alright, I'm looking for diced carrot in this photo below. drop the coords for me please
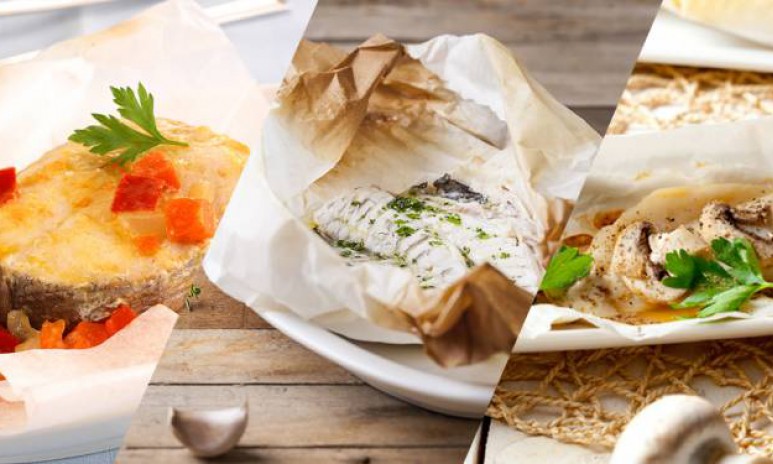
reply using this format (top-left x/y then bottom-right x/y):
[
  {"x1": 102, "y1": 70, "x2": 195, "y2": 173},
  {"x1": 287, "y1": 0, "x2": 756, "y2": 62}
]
[
  {"x1": 111, "y1": 174, "x2": 165, "y2": 213},
  {"x1": 64, "y1": 321, "x2": 109, "y2": 349},
  {"x1": 164, "y1": 198, "x2": 215, "y2": 244},
  {"x1": 40, "y1": 320, "x2": 67, "y2": 349},
  {"x1": 104, "y1": 305, "x2": 137, "y2": 336},
  {"x1": 0, "y1": 327, "x2": 19, "y2": 354},
  {"x1": 134, "y1": 234, "x2": 162, "y2": 256},
  {"x1": 130, "y1": 151, "x2": 180, "y2": 191},
  {"x1": 0, "y1": 167, "x2": 17, "y2": 206}
]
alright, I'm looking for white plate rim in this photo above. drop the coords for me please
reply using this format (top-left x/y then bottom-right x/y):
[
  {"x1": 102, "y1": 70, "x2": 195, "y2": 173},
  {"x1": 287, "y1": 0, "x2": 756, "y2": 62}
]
[{"x1": 260, "y1": 310, "x2": 495, "y2": 418}]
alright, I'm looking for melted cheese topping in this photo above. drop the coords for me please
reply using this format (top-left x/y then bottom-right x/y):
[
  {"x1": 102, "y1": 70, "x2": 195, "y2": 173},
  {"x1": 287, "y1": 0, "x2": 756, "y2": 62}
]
[{"x1": 0, "y1": 119, "x2": 248, "y2": 285}]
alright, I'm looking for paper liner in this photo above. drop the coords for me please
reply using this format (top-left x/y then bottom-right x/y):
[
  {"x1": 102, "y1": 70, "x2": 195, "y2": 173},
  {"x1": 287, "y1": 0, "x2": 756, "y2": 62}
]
[
  {"x1": 663, "y1": 0, "x2": 773, "y2": 48},
  {"x1": 205, "y1": 34, "x2": 599, "y2": 366},
  {"x1": 0, "y1": 306, "x2": 177, "y2": 434},
  {"x1": 518, "y1": 116, "x2": 773, "y2": 350}
]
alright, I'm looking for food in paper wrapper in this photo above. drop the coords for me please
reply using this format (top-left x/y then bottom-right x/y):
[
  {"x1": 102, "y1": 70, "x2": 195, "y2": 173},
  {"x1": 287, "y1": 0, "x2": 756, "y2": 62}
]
[{"x1": 226, "y1": 34, "x2": 600, "y2": 366}]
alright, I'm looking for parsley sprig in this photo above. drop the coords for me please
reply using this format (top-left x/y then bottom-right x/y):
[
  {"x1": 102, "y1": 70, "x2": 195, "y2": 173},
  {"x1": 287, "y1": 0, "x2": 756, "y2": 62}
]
[
  {"x1": 539, "y1": 246, "x2": 594, "y2": 299},
  {"x1": 663, "y1": 237, "x2": 773, "y2": 318},
  {"x1": 69, "y1": 83, "x2": 187, "y2": 165}
]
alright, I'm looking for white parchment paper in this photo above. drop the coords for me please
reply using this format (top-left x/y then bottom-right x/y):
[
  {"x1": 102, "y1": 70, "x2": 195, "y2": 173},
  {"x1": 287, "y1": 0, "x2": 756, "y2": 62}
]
[
  {"x1": 0, "y1": 0, "x2": 267, "y2": 435},
  {"x1": 518, "y1": 116, "x2": 773, "y2": 352},
  {"x1": 205, "y1": 34, "x2": 601, "y2": 346}
]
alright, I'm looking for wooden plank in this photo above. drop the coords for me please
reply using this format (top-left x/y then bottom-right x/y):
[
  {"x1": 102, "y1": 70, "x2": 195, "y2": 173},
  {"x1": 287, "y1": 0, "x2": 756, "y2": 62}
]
[
  {"x1": 304, "y1": 0, "x2": 659, "y2": 106},
  {"x1": 122, "y1": 385, "x2": 479, "y2": 448},
  {"x1": 171, "y1": 268, "x2": 272, "y2": 329},
  {"x1": 151, "y1": 330, "x2": 360, "y2": 385},
  {"x1": 117, "y1": 447, "x2": 468, "y2": 463},
  {"x1": 307, "y1": 0, "x2": 658, "y2": 43}
]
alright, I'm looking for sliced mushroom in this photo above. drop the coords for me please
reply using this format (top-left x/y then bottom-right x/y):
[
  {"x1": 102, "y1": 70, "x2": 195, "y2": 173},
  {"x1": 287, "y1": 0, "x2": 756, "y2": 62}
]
[
  {"x1": 611, "y1": 395, "x2": 772, "y2": 464},
  {"x1": 169, "y1": 403, "x2": 248, "y2": 458},
  {"x1": 609, "y1": 222, "x2": 696, "y2": 304},
  {"x1": 700, "y1": 197, "x2": 773, "y2": 266},
  {"x1": 649, "y1": 225, "x2": 708, "y2": 266}
]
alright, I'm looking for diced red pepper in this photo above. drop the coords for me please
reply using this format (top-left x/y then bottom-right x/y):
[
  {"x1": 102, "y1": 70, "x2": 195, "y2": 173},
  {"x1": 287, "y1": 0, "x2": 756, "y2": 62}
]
[
  {"x1": 164, "y1": 198, "x2": 215, "y2": 244},
  {"x1": 111, "y1": 174, "x2": 165, "y2": 213},
  {"x1": 40, "y1": 320, "x2": 67, "y2": 349},
  {"x1": 0, "y1": 167, "x2": 17, "y2": 206},
  {"x1": 134, "y1": 234, "x2": 163, "y2": 256},
  {"x1": 104, "y1": 305, "x2": 137, "y2": 336},
  {"x1": 130, "y1": 151, "x2": 180, "y2": 191},
  {"x1": 64, "y1": 321, "x2": 109, "y2": 349},
  {"x1": 0, "y1": 327, "x2": 19, "y2": 354}
]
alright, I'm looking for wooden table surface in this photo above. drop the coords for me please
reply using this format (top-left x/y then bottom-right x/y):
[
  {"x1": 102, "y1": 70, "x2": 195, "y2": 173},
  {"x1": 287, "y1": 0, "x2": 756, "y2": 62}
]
[{"x1": 116, "y1": 1, "x2": 660, "y2": 462}]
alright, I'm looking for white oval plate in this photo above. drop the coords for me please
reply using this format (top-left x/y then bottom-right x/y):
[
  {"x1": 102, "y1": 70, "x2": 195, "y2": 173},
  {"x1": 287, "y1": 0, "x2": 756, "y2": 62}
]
[{"x1": 260, "y1": 310, "x2": 506, "y2": 418}]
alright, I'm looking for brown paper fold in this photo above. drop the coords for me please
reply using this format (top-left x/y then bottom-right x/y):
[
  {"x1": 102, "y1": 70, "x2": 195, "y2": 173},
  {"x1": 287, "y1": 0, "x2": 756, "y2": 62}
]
[
  {"x1": 410, "y1": 264, "x2": 533, "y2": 368},
  {"x1": 268, "y1": 35, "x2": 552, "y2": 366}
]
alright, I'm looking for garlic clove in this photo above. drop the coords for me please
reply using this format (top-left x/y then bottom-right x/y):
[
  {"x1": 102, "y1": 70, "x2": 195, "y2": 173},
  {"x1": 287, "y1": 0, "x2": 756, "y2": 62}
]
[{"x1": 169, "y1": 402, "x2": 248, "y2": 458}]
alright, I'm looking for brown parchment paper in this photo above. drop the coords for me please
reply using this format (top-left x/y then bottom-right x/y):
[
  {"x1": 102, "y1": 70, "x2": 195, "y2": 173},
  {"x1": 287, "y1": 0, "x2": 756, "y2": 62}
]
[{"x1": 205, "y1": 34, "x2": 600, "y2": 367}]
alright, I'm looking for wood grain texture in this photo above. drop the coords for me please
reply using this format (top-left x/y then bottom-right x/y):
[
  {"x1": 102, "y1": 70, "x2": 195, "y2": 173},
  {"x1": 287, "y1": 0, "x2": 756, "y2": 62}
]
[
  {"x1": 305, "y1": 0, "x2": 661, "y2": 106},
  {"x1": 151, "y1": 329, "x2": 360, "y2": 385},
  {"x1": 122, "y1": 385, "x2": 478, "y2": 448},
  {"x1": 117, "y1": 447, "x2": 468, "y2": 463}
]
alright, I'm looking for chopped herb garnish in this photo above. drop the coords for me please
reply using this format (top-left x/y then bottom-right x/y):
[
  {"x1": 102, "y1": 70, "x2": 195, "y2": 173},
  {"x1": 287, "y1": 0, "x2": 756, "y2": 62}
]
[
  {"x1": 351, "y1": 200, "x2": 363, "y2": 207},
  {"x1": 184, "y1": 284, "x2": 202, "y2": 312},
  {"x1": 388, "y1": 196, "x2": 437, "y2": 214},
  {"x1": 539, "y1": 246, "x2": 593, "y2": 299},
  {"x1": 335, "y1": 239, "x2": 366, "y2": 252},
  {"x1": 475, "y1": 227, "x2": 492, "y2": 239},
  {"x1": 444, "y1": 213, "x2": 462, "y2": 226},
  {"x1": 69, "y1": 83, "x2": 188, "y2": 165},
  {"x1": 340, "y1": 250, "x2": 353, "y2": 258},
  {"x1": 396, "y1": 226, "x2": 416, "y2": 237},
  {"x1": 500, "y1": 252, "x2": 511, "y2": 259},
  {"x1": 459, "y1": 246, "x2": 475, "y2": 268}
]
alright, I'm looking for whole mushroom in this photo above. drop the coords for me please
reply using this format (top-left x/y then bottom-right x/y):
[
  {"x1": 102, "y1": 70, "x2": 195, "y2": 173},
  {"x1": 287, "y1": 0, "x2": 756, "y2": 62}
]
[{"x1": 611, "y1": 395, "x2": 772, "y2": 464}]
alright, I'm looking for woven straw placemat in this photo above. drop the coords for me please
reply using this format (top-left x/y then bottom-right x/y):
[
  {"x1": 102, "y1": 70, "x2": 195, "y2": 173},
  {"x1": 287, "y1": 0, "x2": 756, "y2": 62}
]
[
  {"x1": 609, "y1": 63, "x2": 773, "y2": 135},
  {"x1": 486, "y1": 64, "x2": 773, "y2": 457}
]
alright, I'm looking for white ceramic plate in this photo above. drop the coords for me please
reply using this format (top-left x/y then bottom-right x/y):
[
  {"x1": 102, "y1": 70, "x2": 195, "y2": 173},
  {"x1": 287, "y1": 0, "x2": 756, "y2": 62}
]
[
  {"x1": 261, "y1": 310, "x2": 506, "y2": 418},
  {"x1": 515, "y1": 317, "x2": 773, "y2": 354},
  {"x1": 0, "y1": 416, "x2": 128, "y2": 463},
  {"x1": 639, "y1": 8, "x2": 773, "y2": 72}
]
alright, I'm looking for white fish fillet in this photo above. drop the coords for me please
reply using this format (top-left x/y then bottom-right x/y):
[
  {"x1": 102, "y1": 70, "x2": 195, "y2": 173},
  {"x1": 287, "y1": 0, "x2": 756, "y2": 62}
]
[{"x1": 313, "y1": 185, "x2": 542, "y2": 291}]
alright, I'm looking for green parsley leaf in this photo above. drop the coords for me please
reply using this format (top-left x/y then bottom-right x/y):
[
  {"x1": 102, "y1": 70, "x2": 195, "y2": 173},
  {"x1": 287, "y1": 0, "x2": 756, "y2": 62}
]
[
  {"x1": 668, "y1": 238, "x2": 773, "y2": 318},
  {"x1": 696, "y1": 284, "x2": 760, "y2": 318},
  {"x1": 69, "y1": 83, "x2": 188, "y2": 165},
  {"x1": 539, "y1": 246, "x2": 593, "y2": 298},
  {"x1": 662, "y1": 249, "x2": 698, "y2": 288},
  {"x1": 711, "y1": 237, "x2": 765, "y2": 285}
]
